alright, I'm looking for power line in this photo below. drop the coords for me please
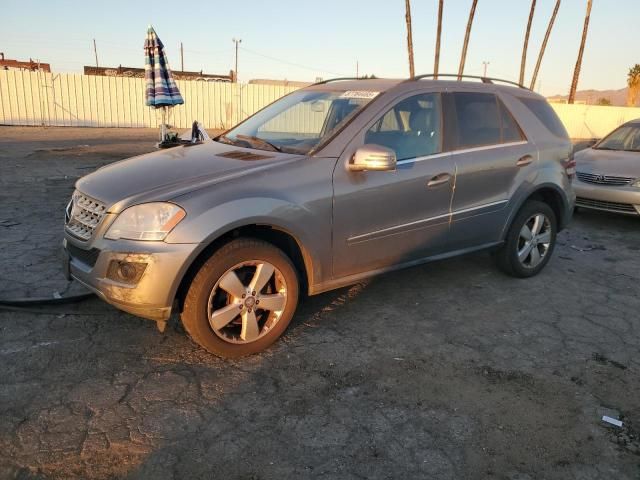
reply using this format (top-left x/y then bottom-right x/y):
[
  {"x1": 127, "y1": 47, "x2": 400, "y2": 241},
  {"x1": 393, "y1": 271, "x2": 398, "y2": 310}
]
[{"x1": 239, "y1": 46, "x2": 347, "y2": 77}]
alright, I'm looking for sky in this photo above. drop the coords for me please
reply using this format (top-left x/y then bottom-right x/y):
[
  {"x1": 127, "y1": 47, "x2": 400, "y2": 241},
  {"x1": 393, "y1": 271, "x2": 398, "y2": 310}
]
[{"x1": 1, "y1": 0, "x2": 637, "y2": 96}]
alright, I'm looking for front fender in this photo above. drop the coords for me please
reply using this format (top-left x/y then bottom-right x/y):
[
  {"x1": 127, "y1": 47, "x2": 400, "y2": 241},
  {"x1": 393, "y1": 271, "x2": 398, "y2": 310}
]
[{"x1": 164, "y1": 196, "x2": 331, "y2": 296}]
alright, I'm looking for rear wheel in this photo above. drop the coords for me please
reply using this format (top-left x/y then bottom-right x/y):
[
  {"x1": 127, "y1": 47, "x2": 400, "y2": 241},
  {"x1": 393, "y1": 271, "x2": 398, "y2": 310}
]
[
  {"x1": 495, "y1": 200, "x2": 557, "y2": 278},
  {"x1": 181, "y1": 238, "x2": 299, "y2": 358}
]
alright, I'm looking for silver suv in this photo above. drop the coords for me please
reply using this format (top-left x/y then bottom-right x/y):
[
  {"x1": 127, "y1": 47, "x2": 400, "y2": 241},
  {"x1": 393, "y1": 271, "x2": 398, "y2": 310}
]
[{"x1": 63, "y1": 76, "x2": 575, "y2": 357}]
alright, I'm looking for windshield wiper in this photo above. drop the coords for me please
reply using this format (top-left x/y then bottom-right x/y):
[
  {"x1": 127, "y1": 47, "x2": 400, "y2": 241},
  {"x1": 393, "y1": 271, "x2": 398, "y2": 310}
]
[
  {"x1": 216, "y1": 134, "x2": 236, "y2": 146},
  {"x1": 236, "y1": 135, "x2": 282, "y2": 152}
]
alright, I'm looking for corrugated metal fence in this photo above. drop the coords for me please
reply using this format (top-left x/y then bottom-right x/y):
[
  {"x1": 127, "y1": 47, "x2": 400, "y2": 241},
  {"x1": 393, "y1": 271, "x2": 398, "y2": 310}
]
[
  {"x1": 2, "y1": 70, "x2": 640, "y2": 138},
  {"x1": 0, "y1": 70, "x2": 297, "y2": 130}
]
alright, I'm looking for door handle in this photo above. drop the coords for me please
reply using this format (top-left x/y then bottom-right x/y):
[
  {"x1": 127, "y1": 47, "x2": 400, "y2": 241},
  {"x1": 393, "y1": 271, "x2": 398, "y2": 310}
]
[
  {"x1": 427, "y1": 173, "x2": 452, "y2": 187},
  {"x1": 516, "y1": 155, "x2": 533, "y2": 167}
]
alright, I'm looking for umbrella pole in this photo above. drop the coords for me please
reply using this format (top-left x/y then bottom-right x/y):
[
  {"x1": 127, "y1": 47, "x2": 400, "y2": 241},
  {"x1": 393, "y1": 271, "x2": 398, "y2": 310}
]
[{"x1": 160, "y1": 107, "x2": 167, "y2": 143}]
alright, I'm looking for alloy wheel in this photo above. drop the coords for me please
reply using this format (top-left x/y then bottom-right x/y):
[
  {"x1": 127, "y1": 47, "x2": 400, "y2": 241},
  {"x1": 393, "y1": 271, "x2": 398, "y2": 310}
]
[
  {"x1": 207, "y1": 260, "x2": 287, "y2": 344},
  {"x1": 517, "y1": 213, "x2": 552, "y2": 268}
]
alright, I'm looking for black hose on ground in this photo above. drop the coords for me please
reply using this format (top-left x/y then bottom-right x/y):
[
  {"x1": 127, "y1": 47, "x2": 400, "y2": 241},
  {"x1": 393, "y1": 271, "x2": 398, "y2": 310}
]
[{"x1": 0, "y1": 292, "x2": 95, "y2": 309}]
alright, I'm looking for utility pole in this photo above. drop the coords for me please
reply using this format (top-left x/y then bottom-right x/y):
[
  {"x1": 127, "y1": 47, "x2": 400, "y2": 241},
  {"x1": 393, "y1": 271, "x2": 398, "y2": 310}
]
[
  {"x1": 180, "y1": 42, "x2": 184, "y2": 71},
  {"x1": 93, "y1": 39, "x2": 99, "y2": 68},
  {"x1": 232, "y1": 38, "x2": 242, "y2": 82},
  {"x1": 356, "y1": 60, "x2": 359, "y2": 79},
  {"x1": 482, "y1": 61, "x2": 490, "y2": 77}
]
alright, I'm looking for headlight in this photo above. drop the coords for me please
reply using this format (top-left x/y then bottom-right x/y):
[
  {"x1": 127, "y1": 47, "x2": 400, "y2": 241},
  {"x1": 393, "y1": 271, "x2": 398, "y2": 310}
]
[
  {"x1": 104, "y1": 203, "x2": 186, "y2": 241},
  {"x1": 633, "y1": 179, "x2": 640, "y2": 188}
]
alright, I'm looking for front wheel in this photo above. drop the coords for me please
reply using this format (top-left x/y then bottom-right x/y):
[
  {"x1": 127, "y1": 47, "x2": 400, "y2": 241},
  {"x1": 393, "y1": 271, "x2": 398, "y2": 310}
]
[
  {"x1": 495, "y1": 200, "x2": 557, "y2": 278},
  {"x1": 181, "y1": 238, "x2": 299, "y2": 358}
]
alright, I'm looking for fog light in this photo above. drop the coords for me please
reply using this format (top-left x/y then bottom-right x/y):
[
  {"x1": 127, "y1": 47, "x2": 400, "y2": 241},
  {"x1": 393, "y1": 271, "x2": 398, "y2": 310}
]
[{"x1": 107, "y1": 260, "x2": 147, "y2": 285}]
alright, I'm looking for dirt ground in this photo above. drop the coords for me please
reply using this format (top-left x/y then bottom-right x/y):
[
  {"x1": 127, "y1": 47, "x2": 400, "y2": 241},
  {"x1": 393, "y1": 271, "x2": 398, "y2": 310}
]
[{"x1": 0, "y1": 126, "x2": 639, "y2": 479}]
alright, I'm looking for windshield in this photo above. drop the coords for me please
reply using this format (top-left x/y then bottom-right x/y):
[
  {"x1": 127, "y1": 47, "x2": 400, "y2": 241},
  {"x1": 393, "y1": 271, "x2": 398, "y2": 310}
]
[
  {"x1": 216, "y1": 90, "x2": 377, "y2": 154},
  {"x1": 595, "y1": 124, "x2": 640, "y2": 152}
]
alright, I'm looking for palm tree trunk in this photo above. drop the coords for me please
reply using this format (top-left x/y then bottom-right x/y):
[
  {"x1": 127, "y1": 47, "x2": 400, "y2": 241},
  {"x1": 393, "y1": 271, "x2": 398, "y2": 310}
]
[
  {"x1": 458, "y1": 0, "x2": 478, "y2": 80},
  {"x1": 405, "y1": 0, "x2": 415, "y2": 78},
  {"x1": 519, "y1": 0, "x2": 537, "y2": 86},
  {"x1": 530, "y1": 0, "x2": 561, "y2": 90},
  {"x1": 568, "y1": 0, "x2": 593, "y2": 104},
  {"x1": 434, "y1": 0, "x2": 444, "y2": 79}
]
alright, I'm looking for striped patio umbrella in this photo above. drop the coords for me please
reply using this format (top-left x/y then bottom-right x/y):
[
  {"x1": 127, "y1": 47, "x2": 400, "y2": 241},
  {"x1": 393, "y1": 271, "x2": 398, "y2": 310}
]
[{"x1": 144, "y1": 25, "x2": 183, "y2": 142}]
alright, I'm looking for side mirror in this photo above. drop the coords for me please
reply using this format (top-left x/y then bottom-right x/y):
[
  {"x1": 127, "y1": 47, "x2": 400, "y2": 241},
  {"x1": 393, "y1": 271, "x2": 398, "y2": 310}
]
[{"x1": 348, "y1": 144, "x2": 397, "y2": 172}]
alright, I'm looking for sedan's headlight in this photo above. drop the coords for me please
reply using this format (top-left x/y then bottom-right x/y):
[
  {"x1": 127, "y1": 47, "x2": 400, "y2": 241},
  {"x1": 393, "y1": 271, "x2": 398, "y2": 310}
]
[
  {"x1": 105, "y1": 203, "x2": 186, "y2": 241},
  {"x1": 633, "y1": 179, "x2": 640, "y2": 188}
]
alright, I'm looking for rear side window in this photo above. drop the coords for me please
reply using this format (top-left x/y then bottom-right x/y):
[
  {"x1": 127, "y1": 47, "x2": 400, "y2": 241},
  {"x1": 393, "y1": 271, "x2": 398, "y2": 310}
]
[
  {"x1": 499, "y1": 99, "x2": 526, "y2": 143},
  {"x1": 449, "y1": 92, "x2": 524, "y2": 149},
  {"x1": 518, "y1": 97, "x2": 568, "y2": 139}
]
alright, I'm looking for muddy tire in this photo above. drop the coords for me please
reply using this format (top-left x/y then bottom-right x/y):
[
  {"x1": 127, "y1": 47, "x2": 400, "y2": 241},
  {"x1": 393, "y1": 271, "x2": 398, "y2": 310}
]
[
  {"x1": 495, "y1": 200, "x2": 557, "y2": 278},
  {"x1": 181, "y1": 238, "x2": 299, "y2": 358}
]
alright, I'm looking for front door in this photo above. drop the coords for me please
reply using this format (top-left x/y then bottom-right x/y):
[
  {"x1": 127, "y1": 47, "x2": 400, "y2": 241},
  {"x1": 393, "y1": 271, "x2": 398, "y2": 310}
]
[{"x1": 332, "y1": 91, "x2": 454, "y2": 279}]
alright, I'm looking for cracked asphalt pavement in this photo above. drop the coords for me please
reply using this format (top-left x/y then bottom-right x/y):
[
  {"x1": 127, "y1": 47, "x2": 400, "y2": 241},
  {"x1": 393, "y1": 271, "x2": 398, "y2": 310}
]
[{"x1": 0, "y1": 127, "x2": 639, "y2": 479}]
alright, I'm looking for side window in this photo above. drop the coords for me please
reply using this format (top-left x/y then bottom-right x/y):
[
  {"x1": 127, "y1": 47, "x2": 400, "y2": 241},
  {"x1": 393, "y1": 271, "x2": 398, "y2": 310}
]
[
  {"x1": 518, "y1": 97, "x2": 569, "y2": 139},
  {"x1": 498, "y1": 99, "x2": 526, "y2": 143},
  {"x1": 365, "y1": 93, "x2": 442, "y2": 161},
  {"x1": 452, "y1": 92, "x2": 502, "y2": 148}
]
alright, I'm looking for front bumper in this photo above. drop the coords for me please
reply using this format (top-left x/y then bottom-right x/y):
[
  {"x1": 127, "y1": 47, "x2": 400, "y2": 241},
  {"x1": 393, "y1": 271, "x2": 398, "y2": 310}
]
[
  {"x1": 573, "y1": 179, "x2": 640, "y2": 215},
  {"x1": 63, "y1": 236, "x2": 198, "y2": 321}
]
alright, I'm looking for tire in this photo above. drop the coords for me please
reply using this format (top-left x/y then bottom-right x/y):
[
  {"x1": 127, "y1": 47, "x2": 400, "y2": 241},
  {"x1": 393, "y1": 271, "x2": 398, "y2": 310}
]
[
  {"x1": 495, "y1": 200, "x2": 557, "y2": 278},
  {"x1": 181, "y1": 238, "x2": 299, "y2": 358}
]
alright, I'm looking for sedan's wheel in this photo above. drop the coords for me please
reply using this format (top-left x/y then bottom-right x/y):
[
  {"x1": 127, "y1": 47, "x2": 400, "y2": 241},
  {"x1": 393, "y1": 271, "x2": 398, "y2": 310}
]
[
  {"x1": 495, "y1": 200, "x2": 557, "y2": 278},
  {"x1": 182, "y1": 238, "x2": 299, "y2": 358}
]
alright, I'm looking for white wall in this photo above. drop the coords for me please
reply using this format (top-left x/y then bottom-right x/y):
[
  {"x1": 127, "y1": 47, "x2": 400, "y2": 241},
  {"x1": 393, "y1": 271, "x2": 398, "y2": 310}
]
[
  {"x1": 551, "y1": 103, "x2": 640, "y2": 139},
  {"x1": 0, "y1": 70, "x2": 297, "y2": 130}
]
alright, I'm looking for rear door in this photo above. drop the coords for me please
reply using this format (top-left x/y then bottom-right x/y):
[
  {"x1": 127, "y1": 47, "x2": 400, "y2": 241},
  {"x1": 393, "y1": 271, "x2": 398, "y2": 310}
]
[{"x1": 445, "y1": 90, "x2": 537, "y2": 249}]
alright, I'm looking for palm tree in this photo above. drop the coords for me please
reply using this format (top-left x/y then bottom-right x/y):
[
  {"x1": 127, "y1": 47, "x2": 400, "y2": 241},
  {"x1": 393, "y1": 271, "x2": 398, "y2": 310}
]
[
  {"x1": 626, "y1": 64, "x2": 640, "y2": 106},
  {"x1": 458, "y1": 0, "x2": 478, "y2": 80},
  {"x1": 568, "y1": 0, "x2": 593, "y2": 104},
  {"x1": 434, "y1": 0, "x2": 444, "y2": 79},
  {"x1": 405, "y1": 0, "x2": 415, "y2": 78},
  {"x1": 530, "y1": 0, "x2": 561, "y2": 90},
  {"x1": 519, "y1": 0, "x2": 537, "y2": 86}
]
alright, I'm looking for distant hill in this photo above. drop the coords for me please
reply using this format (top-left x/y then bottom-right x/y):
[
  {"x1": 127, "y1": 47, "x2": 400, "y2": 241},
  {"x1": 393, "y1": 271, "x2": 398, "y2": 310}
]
[{"x1": 547, "y1": 87, "x2": 635, "y2": 107}]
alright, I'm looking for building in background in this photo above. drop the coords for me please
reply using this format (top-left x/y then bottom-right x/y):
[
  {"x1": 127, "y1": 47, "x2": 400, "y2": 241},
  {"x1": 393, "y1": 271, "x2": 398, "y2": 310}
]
[
  {"x1": 0, "y1": 53, "x2": 50, "y2": 72},
  {"x1": 83, "y1": 65, "x2": 233, "y2": 82},
  {"x1": 248, "y1": 79, "x2": 312, "y2": 87}
]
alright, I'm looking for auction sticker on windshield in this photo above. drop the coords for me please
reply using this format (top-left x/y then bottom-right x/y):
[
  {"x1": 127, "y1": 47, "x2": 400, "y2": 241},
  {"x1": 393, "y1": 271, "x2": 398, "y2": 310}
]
[{"x1": 340, "y1": 91, "x2": 380, "y2": 99}]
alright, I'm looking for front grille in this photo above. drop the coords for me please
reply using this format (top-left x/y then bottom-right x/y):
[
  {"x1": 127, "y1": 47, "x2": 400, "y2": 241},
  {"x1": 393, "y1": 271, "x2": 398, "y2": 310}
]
[
  {"x1": 65, "y1": 191, "x2": 107, "y2": 240},
  {"x1": 576, "y1": 172, "x2": 635, "y2": 186},
  {"x1": 576, "y1": 197, "x2": 638, "y2": 214},
  {"x1": 66, "y1": 242, "x2": 101, "y2": 267}
]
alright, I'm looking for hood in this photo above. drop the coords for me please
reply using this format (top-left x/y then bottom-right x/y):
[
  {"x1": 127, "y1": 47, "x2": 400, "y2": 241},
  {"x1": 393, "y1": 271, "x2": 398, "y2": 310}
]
[
  {"x1": 575, "y1": 147, "x2": 640, "y2": 179},
  {"x1": 76, "y1": 141, "x2": 303, "y2": 212}
]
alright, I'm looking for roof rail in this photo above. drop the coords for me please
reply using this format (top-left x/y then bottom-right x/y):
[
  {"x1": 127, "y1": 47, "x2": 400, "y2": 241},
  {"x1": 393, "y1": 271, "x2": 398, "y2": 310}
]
[
  {"x1": 410, "y1": 73, "x2": 529, "y2": 90},
  {"x1": 312, "y1": 77, "x2": 371, "y2": 85}
]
